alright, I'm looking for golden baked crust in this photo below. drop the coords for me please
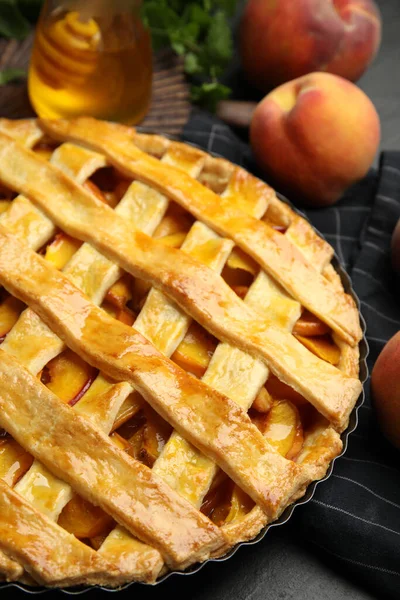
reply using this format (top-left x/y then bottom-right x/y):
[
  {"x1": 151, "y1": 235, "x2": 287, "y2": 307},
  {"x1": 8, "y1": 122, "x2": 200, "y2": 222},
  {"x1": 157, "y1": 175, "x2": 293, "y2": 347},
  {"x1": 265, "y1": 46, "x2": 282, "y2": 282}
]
[{"x1": 0, "y1": 117, "x2": 362, "y2": 588}]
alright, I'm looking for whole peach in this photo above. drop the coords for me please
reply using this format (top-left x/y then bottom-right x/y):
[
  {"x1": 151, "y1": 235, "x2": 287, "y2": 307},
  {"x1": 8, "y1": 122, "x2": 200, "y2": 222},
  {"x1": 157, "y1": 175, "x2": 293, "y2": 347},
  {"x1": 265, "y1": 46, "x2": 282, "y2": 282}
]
[
  {"x1": 250, "y1": 72, "x2": 380, "y2": 207},
  {"x1": 371, "y1": 332, "x2": 400, "y2": 450},
  {"x1": 240, "y1": 0, "x2": 382, "y2": 92}
]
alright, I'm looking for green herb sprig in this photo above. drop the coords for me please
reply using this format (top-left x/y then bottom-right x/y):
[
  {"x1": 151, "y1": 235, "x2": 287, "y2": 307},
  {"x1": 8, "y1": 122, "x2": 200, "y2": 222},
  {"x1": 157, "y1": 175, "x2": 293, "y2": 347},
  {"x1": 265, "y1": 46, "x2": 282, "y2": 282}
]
[
  {"x1": 141, "y1": 0, "x2": 238, "y2": 111},
  {"x1": 0, "y1": 0, "x2": 42, "y2": 39},
  {"x1": 0, "y1": 67, "x2": 25, "y2": 84}
]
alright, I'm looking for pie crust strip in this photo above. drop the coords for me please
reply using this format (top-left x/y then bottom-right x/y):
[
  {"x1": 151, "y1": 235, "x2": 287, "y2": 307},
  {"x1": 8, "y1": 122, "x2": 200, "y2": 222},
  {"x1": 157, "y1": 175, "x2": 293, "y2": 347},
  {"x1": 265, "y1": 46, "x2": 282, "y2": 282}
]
[
  {"x1": 0, "y1": 142, "x2": 206, "y2": 581},
  {"x1": 0, "y1": 226, "x2": 307, "y2": 517},
  {"x1": 0, "y1": 142, "x2": 117, "y2": 582},
  {"x1": 100, "y1": 176, "x2": 267, "y2": 560},
  {"x1": 0, "y1": 548, "x2": 23, "y2": 583},
  {"x1": 0, "y1": 480, "x2": 122, "y2": 588},
  {"x1": 0, "y1": 142, "x2": 168, "y2": 581},
  {"x1": 39, "y1": 118, "x2": 361, "y2": 346},
  {"x1": 154, "y1": 196, "x2": 353, "y2": 545},
  {"x1": 2, "y1": 143, "x2": 131, "y2": 517},
  {"x1": 151, "y1": 218, "x2": 339, "y2": 516},
  {"x1": 0, "y1": 349, "x2": 225, "y2": 570},
  {"x1": 0, "y1": 119, "x2": 43, "y2": 148},
  {"x1": 0, "y1": 139, "x2": 240, "y2": 581},
  {"x1": 153, "y1": 270, "x2": 301, "y2": 509},
  {"x1": 221, "y1": 422, "x2": 343, "y2": 546},
  {"x1": 0, "y1": 132, "x2": 362, "y2": 428},
  {"x1": 0, "y1": 119, "x2": 362, "y2": 586}
]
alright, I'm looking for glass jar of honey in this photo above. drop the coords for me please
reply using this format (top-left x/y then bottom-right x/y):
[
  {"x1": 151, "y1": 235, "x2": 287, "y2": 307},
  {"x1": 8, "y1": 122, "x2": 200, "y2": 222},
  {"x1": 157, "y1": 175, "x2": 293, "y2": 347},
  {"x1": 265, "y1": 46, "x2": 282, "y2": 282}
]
[{"x1": 28, "y1": 0, "x2": 152, "y2": 124}]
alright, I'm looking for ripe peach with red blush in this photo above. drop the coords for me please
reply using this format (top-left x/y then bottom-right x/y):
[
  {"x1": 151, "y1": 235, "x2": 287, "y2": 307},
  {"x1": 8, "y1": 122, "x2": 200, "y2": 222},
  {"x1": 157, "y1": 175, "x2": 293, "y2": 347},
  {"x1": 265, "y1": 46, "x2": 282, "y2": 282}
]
[
  {"x1": 371, "y1": 332, "x2": 400, "y2": 450},
  {"x1": 240, "y1": 0, "x2": 382, "y2": 92},
  {"x1": 250, "y1": 72, "x2": 380, "y2": 207}
]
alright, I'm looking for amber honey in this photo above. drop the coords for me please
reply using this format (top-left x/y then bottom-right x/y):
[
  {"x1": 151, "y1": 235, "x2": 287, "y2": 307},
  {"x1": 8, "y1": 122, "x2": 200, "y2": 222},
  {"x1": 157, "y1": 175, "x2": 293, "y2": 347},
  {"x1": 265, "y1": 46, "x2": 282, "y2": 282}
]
[{"x1": 28, "y1": 6, "x2": 152, "y2": 124}]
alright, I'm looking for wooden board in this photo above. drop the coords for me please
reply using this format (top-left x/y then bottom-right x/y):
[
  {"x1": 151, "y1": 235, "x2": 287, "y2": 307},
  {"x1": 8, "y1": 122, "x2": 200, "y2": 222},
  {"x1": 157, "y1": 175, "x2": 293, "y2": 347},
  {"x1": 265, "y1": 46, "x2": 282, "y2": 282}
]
[{"x1": 0, "y1": 34, "x2": 191, "y2": 136}]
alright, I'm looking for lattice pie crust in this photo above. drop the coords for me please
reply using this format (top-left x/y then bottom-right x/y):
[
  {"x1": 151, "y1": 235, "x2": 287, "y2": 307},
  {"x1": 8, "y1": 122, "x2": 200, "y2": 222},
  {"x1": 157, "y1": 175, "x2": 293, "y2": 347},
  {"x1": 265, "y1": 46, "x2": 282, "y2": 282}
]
[{"x1": 0, "y1": 118, "x2": 362, "y2": 587}]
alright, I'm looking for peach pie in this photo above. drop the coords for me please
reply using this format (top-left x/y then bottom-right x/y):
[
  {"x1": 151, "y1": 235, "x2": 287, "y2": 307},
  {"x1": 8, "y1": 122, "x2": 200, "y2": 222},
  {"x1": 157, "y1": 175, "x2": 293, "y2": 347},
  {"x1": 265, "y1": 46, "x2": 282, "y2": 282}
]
[{"x1": 0, "y1": 118, "x2": 363, "y2": 588}]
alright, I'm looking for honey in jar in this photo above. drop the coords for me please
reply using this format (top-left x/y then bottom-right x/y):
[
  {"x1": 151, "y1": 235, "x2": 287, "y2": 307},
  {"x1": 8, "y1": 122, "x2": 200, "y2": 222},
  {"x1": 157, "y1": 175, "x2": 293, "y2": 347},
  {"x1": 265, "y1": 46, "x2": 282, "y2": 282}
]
[{"x1": 28, "y1": 0, "x2": 152, "y2": 124}]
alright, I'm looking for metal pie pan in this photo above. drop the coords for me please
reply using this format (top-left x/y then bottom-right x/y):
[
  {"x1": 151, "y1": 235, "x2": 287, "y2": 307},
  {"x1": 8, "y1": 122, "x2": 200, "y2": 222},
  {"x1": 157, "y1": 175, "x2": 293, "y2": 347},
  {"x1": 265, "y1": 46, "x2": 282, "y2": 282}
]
[{"x1": 0, "y1": 154, "x2": 369, "y2": 595}]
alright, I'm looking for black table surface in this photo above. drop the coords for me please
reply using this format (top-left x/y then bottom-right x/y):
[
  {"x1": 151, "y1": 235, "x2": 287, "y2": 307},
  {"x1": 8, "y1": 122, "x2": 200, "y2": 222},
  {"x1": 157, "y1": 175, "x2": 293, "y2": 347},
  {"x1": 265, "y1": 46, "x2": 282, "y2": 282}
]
[{"x1": 2, "y1": 1, "x2": 399, "y2": 599}]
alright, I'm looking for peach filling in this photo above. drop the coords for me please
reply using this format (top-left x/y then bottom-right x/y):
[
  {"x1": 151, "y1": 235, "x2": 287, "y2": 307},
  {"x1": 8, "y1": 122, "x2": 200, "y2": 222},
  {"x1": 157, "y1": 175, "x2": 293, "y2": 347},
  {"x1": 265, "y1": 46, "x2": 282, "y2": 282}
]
[
  {"x1": 0, "y1": 192, "x2": 343, "y2": 540},
  {"x1": 32, "y1": 141, "x2": 60, "y2": 161},
  {"x1": 58, "y1": 495, "x2": 115, "y2": 541},
  {"x1": 40, "y1": 349, "x2": 98, "y2": 406},
  {"x1": 44, "y1": 232, "x2": 82, "y2": 269},
  {"x1": 0, "y1": 437, "x2": 34, "y2": 486},
  {"x1": 293, "y1": 310, "x2": 340, "y2": 365},
  {"x1": 0, "y1": 289, "x2": 25, "y2": 344},
  {"x1": 85, "y1": 167, "x2": 131, "y2": 208}
]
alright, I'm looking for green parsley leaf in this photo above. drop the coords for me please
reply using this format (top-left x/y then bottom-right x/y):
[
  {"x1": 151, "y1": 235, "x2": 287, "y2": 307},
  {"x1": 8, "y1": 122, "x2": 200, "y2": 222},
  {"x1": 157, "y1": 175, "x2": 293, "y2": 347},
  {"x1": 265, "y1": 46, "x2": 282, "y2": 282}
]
[
  {"x1": 0, "y1": 0, "x2": 31, "y2": 39},
  {"x1": 142, "y1": 0, "x2": 237, "y2": 111},
  {"x1": 214, "y1": 0, "x2": 238, "y2": 17},
  {"x1": 184, "y1": 52, "x2": 202, "y2": 75},
  {"x1": 0, "y1": 68, "x2": 26, "y2": 85},
  {"x1": 191, "y1": 81, "x2": 231, "y2": 112},
  {"x1": 205, "y1": 10, "x2": 232, "y2": 67}
]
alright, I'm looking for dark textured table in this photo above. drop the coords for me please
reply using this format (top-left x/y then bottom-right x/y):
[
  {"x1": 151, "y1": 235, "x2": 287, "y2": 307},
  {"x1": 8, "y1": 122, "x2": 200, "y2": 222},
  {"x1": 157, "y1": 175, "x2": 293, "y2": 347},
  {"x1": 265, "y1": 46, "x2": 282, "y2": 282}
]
[{"x1": 1, "y1": 1, "x2": 399, "y2": 599}]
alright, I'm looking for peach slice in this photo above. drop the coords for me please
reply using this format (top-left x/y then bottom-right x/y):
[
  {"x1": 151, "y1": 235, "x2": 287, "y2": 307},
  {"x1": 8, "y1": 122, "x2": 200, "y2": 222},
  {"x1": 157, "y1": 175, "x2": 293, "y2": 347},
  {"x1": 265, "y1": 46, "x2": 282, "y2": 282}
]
[
  {"x1": 251, "y1": 386, "x2": 274, "y2": 413},
  {"x1": 295, "y1": 333, "x2": 341, "y2": 365},
  {"x1": 126, "y1": 426, "x2": 145, "y2": 462},
  {"x1": 0, "y1": 295, "x2": 25, "y2": 342},
  {"x1": 201, "y1": 480, "x2": 254, "y2": 527},
  {"x1": 265, "y1": 373, "x2": 308, "y2": 406},
  {"x1": 224, "y1": 486, "x2": 255, "y2": 525},
  {"x1": 44, "y1": 232, "x2": 82, "y2": 270},
  {"x1": 171, "y1": 322, "x2": 218, "y2": 378},
  {"x1": 138, "y1": 406, "x2": 173, "y2": 468},
  {"x1": 90, "y1": 533, "x2": 110, "y2": 550},
  {"x1": 109, "y1": 432, "x2": 132, "y2": 451},
  {"x1": 227, "y1": 247, "x2": 259, "y2": 275},
  {"x1": 153, "y1": 203, "x2": 194, "y2": 238},
  {"x1": 105, "y1": 274, "x2": 132, "y2": 310},
  {"x1": 0, "y1": 437, "x2": 33, "y2": 486},
  {"x1": 115, "y1": 410, "x2": 147, "y2": 460},
  {"x1": 99, "y1": 179, "x2": 131, "y2": 208},
  {"x1": 88, "y1": 168, "x2": 131, "y2": 209},
  {"x1": 104, "y1": 274, "x2": 136, "y2": 326},
  {"x1": 253, "y1": 400, "x2": 304, "y2": 460},
  {"x1": 58, "y1": 494, "x2": 114, "y2": 539},
  {"x1": 115, "y1": 307, "x2": 136, "y2": 326},
  {"x1": 222, "y1": 249, "x2": 256, "y2": 289},
  {"x1": 232, "y1": 285, "x2": 249, "y2": 300},
  {"x1": 114, "y1": 407, "x2": 172, "y2": 467},
  {"x1": 102, "y1": 301, "x2": 136, "y2": 327},
  {"x1": 201, "y1": 479, "x2": 234, "y2": 526},
  {"x1": 132, "y1": 277, "x2": 152, "y2": 311},
  {"x1": 111, "y1": 392, "x2": 144, "y2": 432},
  {"x1": 42, "y1": 348, "x2": 97, "y2": 405},
  {"x1": 158, "y1": 232, "x2": 187, "y2": 249},
  {"x1": 293, "y1": 310, "x2": 330, "y2": 336}
]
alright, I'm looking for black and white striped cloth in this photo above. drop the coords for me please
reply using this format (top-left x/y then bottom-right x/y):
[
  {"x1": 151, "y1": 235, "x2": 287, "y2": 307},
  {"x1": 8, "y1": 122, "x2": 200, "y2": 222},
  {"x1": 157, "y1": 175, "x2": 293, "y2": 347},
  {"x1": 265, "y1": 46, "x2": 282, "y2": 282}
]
[{"x1": 183, "y1": 110, "x2": 400, "y2": 600}]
